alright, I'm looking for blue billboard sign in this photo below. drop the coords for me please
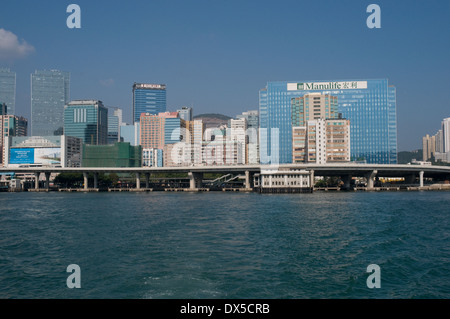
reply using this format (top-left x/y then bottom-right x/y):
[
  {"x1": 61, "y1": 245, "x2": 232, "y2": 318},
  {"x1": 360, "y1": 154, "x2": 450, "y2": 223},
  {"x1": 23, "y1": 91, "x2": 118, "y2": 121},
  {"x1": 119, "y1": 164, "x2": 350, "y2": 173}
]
[{"x1": 10, "y1": 148, "x2": 35, "y2": 164}]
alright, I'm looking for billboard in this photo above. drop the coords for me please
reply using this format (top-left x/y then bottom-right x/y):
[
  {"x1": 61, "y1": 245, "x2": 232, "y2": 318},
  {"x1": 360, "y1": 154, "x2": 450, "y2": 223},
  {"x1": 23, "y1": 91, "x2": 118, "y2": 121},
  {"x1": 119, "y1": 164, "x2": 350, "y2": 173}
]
[
  {"x1": 9, "y1": 148, "x2": 61, "y2": 165},
  {"x1": 9, "y1": 148, "x2": 34, "y2": 164},
  {"x1": 35, "y1": 148, "x2": 61, "y2": 165},
  {"x1": 287, "y1": 81, "x2": 368, "y2": 91}
]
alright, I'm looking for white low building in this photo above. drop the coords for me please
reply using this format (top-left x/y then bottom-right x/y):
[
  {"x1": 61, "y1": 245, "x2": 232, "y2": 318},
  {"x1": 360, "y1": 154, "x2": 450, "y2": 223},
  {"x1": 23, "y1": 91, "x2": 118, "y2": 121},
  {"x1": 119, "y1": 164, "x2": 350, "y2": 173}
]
[{"x1": 253, "y1": 169, "x2": 313, "y2": 192}]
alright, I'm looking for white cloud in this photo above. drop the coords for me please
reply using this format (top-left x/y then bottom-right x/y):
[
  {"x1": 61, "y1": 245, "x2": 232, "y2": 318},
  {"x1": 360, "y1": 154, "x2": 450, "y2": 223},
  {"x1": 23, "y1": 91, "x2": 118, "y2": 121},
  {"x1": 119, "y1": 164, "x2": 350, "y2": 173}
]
[
  {"x1": 0, "y1": 28, "x2": 35, "y2": 60},
  {"x1": 100, "y1": 78, "x2": 115, "y2": 87}
]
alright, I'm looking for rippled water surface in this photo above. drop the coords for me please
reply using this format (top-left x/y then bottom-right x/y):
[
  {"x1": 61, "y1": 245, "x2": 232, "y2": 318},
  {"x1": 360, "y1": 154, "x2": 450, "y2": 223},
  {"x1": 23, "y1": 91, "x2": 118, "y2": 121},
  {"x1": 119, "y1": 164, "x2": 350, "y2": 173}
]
[{"x1": 0, "y1": 191, "x2": 449, "y2": 298}]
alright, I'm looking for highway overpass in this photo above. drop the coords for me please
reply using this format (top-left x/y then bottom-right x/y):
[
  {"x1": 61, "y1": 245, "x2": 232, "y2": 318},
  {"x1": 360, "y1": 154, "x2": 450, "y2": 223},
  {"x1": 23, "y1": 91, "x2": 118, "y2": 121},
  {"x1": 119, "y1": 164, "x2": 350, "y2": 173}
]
[{"x1": 1, "y1": 163, "x2": 450, "y2": 191}]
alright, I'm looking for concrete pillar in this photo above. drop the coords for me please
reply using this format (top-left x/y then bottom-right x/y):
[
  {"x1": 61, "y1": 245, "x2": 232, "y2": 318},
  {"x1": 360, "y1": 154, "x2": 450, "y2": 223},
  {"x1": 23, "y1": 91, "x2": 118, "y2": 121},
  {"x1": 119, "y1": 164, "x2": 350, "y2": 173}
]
[
  {"x1": 34, "y1": 172, "x2": 40, "y2": 190},
  {"x1": 366, "y1": 170, "x2": 377, "y2": 190},
  {"x1": 419, "y1": 170, "x2": 424, "y2": 187},
  {"x1": 45, "y1": 172, "x2": 51, "y2": 190},
  {"x1": 83, "y1": 172, "x2": 89, "y2": 190},
  {"x1": 300, "y1": 175, "x2": 303, "y2": 188},
  {"x1": 93, "y1": 172, "x2": 98, "y2": 189},
  {"x1": 245, "y1": 170, "x2": 251, "y2": 189},
  {"x1": 310, "y1": 170, "x2": 315, "y2": 189},
  {"x1": 188, "y1": 172, "x2": 196, "y2": 189},
  {"x1": 136, "y1": 172, "x2": 141, "y2": 189},
  {"x1": 145, "y1": 173, "x2": 150, "y2": 189}
]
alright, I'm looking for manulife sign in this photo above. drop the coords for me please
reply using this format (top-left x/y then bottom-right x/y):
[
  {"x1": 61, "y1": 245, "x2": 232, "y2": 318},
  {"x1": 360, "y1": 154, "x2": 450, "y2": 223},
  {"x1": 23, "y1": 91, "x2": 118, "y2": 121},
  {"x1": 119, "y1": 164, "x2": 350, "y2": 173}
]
[{"x1": 287, "y1": 81, "x2": 368, "y2": 91}]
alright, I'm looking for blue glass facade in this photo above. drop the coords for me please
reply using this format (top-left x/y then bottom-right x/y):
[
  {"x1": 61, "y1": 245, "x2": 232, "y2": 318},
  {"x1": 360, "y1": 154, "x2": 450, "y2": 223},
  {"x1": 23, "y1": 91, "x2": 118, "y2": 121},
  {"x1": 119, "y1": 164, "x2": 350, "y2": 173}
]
[
  {"x1": 132, "y1": 83, "x2": 166, "y2": 123},
  {"x1": 64, "y1": 100, "x2": 108, "y2": 145},
  {"x1": 120, "y1": 123, "x2": 139, "y2": 146},
  {"x1": 108, "y1": 115, "x2": 120, "y2": 144},
  {"x1": 164, "y1": 118, "x2": 183, "y2": 145},
  {"x1": 31, "y1": 70, "x2": 70, "y2": 136},
  {"x1": 177, "y1": 107, "x2": 193, "y2": 121},
  {"x1": 0, "y1": 68, "x2": 16, "y2": 115},
  {"x1": 259, "y1": 79, "x2": 398, "y2": 164}
]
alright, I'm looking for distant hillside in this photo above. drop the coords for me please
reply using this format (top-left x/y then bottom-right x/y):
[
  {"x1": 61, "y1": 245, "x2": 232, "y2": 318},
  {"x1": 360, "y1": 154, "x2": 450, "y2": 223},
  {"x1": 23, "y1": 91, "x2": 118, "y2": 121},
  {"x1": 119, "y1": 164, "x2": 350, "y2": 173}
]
[
  {"x1": 398, "y1": 150, "x2": 423, "y2": 164},
  {"x1": 194, "y1": 113, "x2": 232, "y2": 121},
  {"x1": 193, "y1": 113, "x2": 232, "y2": 128}
]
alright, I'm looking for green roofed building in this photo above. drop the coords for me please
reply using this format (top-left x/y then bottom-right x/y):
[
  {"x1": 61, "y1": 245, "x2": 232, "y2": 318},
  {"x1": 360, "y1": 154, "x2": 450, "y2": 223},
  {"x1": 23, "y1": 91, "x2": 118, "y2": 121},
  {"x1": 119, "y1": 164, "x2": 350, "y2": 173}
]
[{"x1": 82, "y1": 142, "x2": 142, "y2": 167}]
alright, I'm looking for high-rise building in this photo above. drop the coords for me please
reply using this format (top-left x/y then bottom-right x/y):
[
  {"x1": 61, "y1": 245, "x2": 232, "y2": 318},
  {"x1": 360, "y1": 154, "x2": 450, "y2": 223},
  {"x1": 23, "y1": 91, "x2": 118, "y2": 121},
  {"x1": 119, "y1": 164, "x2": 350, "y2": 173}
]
[
  {"x1": 186, "y1": 120, "x2": 204, "y2": 144},
  {"x1": 237, "y1": 110, "x2": 259, "y2": 164},
  {"x1": 237, "y1": 110, "x2": 259, "y2": 129},
  {"x1": 139, "y1": 112, "x2": 182, "y2": 149},
  {"x1": 0, "y1": 68, "x2": 16, "y2": 116},
  {"x1": 424, "y1": 118, "x2": 450, "y2": 163},
  {"x1": 108, "y1": 114, "x2": 120, "y2": 144},
  {"x1": 107, "y1": 107, "x2": 125, "y2": 144},
  {"x1": 139, "y1": 111, "x2": 190, "y2": 167},
  {"x1": 132, "y1": 83, "x2": 166, "y2": 123},
  {"x1": 291, "y1": 93, "x2": 338, "y2": 126},
  {"x1": 165, "y1": 116, "x2": 186, "y2": 145},
  {"x1": 292, "y1": 126, "x2": 307, "y2": 163},
  {"x1": 442, "y1": 118, "x2": 450, "y2": 153},
  {"x1": 293, "y1": 120, "x2": 327, "y2": 164},
  {"x1": 165, "y1": 127, "x2": 243, "y2": 166},
  {"x1": 186, "y1": 120, "x2": 205, "y2": 165},
  {"x1": 326, "y1": 118, "x2": 351, "y2": 162},
  {"x1": 435, "y1": 129, "x2": 444, "y2": 153},
  {"x1": 177, "y1": 106, "x2": 193, "y2": 122},
  {"x1": 1, "y1": 114, "x2": 28, "y2": 166},
  {"x1": 291, "y1": 92, "x2": 350, "y2": 163},
  {"x1": 259, "y1": 79, "x2": 397, "y2": 164},
  {"x1": 422, "y1": 134, "x2": 436, "y2": 161},
  {"x1": 435, "y1": 118, "x2": 450, "y2": 163},
  {"x1": 163, "y1": 143, "x2": 190, "y2": 167},
  {"x1": 229, "y1": 118, "x2": 248, "y2": 164},
  {"x1": 120, "y1": 123, "x2": 140, "y2": 146},
  {"x1": 112, "y1": 107, "x2": 124, "y2": 126},
  {"x1": 202, "y1": 139, "x2": 244, "y2": 166},
  {"x1": 31, "y1": 70, "x2": 70, "y2": 136},
  {"x1": 64, "y1": 100, "x2": 108, "y2": 145},
  {"x1": 1, "y1": 103, "x2": 6, "y2": 116}
]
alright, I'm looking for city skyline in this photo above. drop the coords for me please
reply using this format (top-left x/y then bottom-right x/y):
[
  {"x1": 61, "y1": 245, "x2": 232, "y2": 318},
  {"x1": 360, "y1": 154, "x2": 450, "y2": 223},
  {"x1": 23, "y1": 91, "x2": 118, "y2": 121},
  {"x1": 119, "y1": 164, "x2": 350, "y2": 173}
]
[{"x1": 0, "y1": 1, "x2": 449, "y2": 151}]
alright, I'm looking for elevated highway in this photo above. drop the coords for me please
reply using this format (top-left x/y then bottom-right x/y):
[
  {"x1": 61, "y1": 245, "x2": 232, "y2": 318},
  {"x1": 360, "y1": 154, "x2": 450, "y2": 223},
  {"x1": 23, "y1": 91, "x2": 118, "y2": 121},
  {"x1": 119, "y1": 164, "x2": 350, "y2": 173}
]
[{"x1": 1, "y1": 163, "x2": 449, "y2": 191}]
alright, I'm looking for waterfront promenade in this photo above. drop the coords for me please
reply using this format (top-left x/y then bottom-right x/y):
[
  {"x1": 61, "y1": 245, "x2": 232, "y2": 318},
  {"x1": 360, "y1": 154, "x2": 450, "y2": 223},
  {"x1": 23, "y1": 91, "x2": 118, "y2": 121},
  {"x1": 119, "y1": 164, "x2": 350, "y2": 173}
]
[{"x1": 1, "y1": 163, "x2": 450, "y2": 192}]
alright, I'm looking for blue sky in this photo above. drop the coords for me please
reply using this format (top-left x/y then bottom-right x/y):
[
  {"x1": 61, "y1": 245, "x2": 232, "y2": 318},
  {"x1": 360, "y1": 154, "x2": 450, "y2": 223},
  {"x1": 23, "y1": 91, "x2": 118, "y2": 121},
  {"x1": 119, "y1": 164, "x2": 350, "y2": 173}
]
[{"x1": 1, "y1": 0, "x2": 449, "y2": 151}]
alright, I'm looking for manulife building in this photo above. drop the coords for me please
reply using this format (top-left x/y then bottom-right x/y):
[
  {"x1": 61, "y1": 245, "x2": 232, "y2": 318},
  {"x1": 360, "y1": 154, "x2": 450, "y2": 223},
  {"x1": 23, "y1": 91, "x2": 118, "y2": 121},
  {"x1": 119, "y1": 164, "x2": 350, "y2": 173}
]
[{"x1": 259, "y1": 79, "x2": 397, "y2": 164}]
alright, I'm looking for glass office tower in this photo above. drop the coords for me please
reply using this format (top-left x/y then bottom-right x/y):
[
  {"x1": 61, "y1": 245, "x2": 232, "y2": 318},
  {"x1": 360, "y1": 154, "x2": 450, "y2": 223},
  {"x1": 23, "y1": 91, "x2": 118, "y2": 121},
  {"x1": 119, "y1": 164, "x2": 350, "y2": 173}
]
[
  {"x1": 0, "y1": 68, "x2": 16, "y2": 115},
  {"x1": 108, "y1": 114, "x2": 120, "y2": 144},
  {"x1": 132, "y1": 83, "x2": 166, "y2": 123},
  {"x1": 31, "y1": 70, "x2": 70, "y2": 136},
  {"x1": 237, "y1": 110, "x2": 259, "y2": 129},
  {"x1": 259, "y1": 79, "x2": 397, "y2": 164},
  {"x1": 177, "y1": 106, "x2": 193, "y2": 122},
  {"x1": 64, "y1": 100, "x2": 108, "y2": 145},
  {"x1": 165, "y1": 117, "x2": 185, "y2": 145}
]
